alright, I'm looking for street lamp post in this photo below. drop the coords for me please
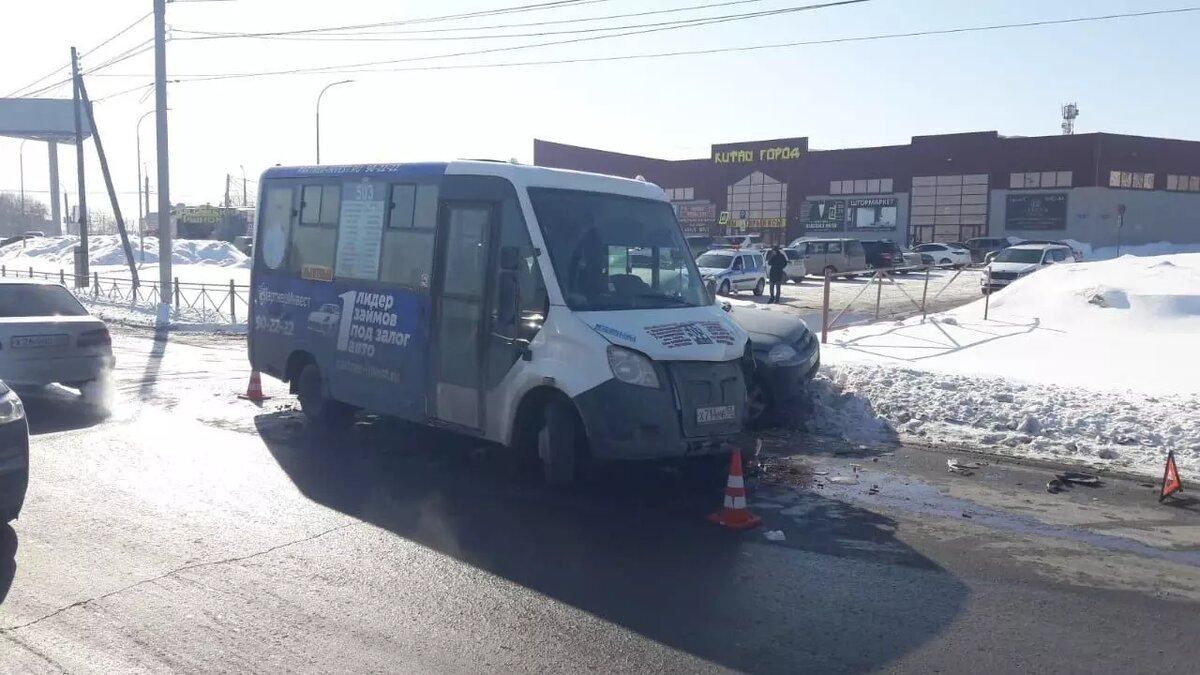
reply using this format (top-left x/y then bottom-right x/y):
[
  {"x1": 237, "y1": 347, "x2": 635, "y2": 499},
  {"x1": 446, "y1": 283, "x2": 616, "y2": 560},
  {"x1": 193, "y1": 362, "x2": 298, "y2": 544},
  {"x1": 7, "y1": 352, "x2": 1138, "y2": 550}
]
[
  {"x1": 136, "y1": 109, "x2": 157, "y2": 265},
  {"x1": 315, "y1": 79, "x2": 354, "y2": 165},
  {"x1": 18, "y1": 139, "x2": 27, "y2": 220},
  {"x1": 239, "y1": 164, "x2": 247, "y2": 206}
]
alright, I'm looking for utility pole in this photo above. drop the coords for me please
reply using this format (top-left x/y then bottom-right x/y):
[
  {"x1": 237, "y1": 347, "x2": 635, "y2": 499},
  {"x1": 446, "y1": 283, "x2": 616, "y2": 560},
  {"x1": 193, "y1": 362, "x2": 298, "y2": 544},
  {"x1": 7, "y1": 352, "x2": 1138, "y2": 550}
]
[
  {"x1": 71, "y1": 47, "x2": 89, "y2": 287},
  {"x1": 240, "y1": 165, "x2": 247, "y2": 206},
  {"x1": 77, "y1": 75, "x2": 139, "y2": 286},
  {"x1": 154, "y1": 0, "x2": 172, "y2": 316},
  {"x1": 224, "y1": 173, "x2": 231, "y2": 208},
  {"x1": 143, "y1": 172, "x2": 149, "y2": 264},
  {"x1": 48, "y1": 143, "x2": 61, "y2": 235}
]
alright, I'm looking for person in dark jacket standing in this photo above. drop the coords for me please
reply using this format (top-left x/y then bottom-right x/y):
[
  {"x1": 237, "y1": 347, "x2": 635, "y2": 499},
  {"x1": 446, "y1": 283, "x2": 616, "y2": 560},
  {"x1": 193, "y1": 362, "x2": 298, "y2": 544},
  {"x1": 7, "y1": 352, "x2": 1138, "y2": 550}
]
[{"x1": 765, "y1": 244, "x2": 788, "y2": 303}]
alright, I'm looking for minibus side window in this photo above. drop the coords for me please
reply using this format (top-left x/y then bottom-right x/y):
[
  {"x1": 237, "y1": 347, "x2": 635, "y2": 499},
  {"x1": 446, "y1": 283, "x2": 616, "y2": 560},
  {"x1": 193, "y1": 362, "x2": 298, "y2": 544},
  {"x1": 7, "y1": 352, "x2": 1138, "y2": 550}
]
[{"x1": 290, "y1": 182, "x2": 338, "y2": 277}]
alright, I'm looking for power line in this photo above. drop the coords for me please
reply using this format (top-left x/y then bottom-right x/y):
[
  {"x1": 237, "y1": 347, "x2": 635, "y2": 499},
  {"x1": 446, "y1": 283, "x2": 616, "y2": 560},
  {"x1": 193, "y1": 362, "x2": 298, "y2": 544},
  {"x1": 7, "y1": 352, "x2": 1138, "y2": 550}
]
[
  {"x1": 92, "y1": 82, "x2": 156, "y2": 104},
  {"x1": 184, "y1": 0, "x2": 616, "y2": 40},
  {"x1": 3, "y1": 10, "x2": 152, "y2": 98},
  {"x1": 81, "y1": 11, "x2": 154, "y2": 60},
  {"x1": 154, "y1": 0, "x2": 873, "y2": 81},
  {"x1": 162, "y1": 5, "x2": 1200, "y2": 83},
  {"x1": 18, "y1": 41, "x2": 156, "y2": 99},
  {"x1": 88, "y1": 38, "x2": 156, "y2": 73},
  {"x1": 175, "y1": 1, "x2": 804, "y2": 43},
  {"x1": 173, "y1": 0, "x2": 774, "y2": 40}
]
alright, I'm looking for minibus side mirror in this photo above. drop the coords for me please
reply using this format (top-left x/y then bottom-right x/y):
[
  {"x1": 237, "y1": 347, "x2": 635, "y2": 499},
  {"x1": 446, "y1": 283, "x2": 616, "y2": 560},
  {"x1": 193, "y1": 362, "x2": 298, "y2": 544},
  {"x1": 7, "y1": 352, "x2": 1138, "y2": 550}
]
[
  {"x1": 497, "y1": 274, "x2": 520, "y2": 326},
  {"x1": 499, "y1": 245, "x2": 521, "y2": 272}
]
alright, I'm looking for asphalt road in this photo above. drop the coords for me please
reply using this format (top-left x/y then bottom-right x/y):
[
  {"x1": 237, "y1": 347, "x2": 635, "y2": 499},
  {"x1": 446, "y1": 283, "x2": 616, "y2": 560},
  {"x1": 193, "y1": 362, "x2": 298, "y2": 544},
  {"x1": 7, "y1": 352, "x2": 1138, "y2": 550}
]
[{"x1": 0, "y1": 326, "x2": 1196, "y2": 674}]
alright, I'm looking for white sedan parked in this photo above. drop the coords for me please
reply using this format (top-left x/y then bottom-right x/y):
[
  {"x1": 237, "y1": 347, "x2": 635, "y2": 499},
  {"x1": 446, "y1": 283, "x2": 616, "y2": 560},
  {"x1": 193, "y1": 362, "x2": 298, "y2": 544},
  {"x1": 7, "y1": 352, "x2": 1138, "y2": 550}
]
[
  {"x1": 912, "y1": 242, "x2": 973, "y2": 267},
  {"x1": 0, "y1": 280, "x2": 113, "y2": 398}
]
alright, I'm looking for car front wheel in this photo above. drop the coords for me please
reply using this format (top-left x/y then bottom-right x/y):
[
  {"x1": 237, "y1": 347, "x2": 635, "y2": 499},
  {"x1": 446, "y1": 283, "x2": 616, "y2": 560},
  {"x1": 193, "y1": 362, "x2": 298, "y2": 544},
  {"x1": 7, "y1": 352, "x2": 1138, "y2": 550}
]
[
  {"x1": 745, "y1": 376, "x2": 772, "y2": 429},
  {"x1": 718, "y1": 280, "x2": 732, "y2": 296}
]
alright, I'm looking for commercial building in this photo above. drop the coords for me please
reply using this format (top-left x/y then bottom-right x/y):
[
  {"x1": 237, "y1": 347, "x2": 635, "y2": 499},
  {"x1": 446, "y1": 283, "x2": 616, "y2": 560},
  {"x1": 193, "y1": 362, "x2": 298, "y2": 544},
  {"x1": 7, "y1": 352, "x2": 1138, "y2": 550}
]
[{"x1": 534, "y1": 131, "x2": 1200, "y2": 249}]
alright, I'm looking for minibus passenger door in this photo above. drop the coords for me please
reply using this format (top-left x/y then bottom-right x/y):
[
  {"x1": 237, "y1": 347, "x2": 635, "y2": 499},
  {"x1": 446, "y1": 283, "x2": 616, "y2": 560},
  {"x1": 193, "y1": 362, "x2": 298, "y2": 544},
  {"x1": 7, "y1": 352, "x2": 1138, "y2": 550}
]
[{"x1": 430, "y1": 202, "x2": 495, "y2": 430}]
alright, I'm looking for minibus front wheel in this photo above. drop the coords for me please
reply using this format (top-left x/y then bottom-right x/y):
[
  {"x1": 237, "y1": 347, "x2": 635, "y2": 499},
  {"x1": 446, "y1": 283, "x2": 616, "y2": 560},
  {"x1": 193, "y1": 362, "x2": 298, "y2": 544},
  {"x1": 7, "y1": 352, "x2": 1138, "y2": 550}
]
[{"x1": 538, "y1": 397, "x2": 586, "y2": 486}]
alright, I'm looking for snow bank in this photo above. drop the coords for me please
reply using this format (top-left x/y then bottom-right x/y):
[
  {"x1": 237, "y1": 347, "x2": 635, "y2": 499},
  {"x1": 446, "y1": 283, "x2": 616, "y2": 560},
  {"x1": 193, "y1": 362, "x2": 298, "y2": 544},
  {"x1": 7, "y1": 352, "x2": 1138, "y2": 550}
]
[
  {"x1": 0, "y1": 235, "x2": 249, "y2": 269},
  {"x1": 811, "y1": 364, "x2": 1199, "y2": 477},
  {"x1": 1088, "y1": 241, "x2": 1200, "y2": 261},
  {"x1": 812, "y1": 253, "x2": 1200, "y2": 477}
]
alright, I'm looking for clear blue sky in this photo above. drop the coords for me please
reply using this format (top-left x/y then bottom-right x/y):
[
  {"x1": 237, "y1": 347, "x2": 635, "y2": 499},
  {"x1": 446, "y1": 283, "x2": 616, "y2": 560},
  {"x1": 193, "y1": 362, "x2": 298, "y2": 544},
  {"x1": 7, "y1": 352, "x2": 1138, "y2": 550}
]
[{"x1": 1, "y1": 0, "x2": 1198, "y2": 216}]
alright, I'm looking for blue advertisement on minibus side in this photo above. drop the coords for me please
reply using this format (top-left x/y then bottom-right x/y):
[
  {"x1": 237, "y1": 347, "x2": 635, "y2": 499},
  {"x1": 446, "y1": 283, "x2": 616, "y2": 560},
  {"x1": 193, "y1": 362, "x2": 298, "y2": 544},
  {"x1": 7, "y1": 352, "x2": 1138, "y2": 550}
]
[{"x1": 252, "y1": 274, "x2": 430, "y2": 419}]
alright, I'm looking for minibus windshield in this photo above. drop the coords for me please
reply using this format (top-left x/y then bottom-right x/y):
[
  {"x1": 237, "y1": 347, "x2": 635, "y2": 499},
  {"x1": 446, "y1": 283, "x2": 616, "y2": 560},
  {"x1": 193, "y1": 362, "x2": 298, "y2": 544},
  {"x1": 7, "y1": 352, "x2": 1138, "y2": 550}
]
[{"x1": 529, "y1": 188, "x2": 709, "y2": 311}]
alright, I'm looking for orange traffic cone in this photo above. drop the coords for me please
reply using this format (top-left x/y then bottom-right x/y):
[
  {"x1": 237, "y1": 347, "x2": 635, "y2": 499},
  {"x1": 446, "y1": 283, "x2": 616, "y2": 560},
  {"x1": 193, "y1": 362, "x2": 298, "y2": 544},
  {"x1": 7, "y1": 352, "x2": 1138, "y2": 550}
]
[
  {"x1": 708, "y1": 449, "x2": 763, "y2": 530},
  {"x1": 238, "y1": 370, "x2": 271, "y2": 402},
  {"x1": 1160, "y1": 450, "x2": 1183, "y2": 502}
]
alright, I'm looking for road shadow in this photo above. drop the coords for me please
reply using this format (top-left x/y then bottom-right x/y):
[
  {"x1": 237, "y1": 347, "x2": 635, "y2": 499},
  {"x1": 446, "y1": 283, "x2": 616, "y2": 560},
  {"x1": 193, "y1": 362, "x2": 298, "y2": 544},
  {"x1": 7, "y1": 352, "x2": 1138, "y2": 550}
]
[
  {"x1": 255, "y1": 411, "x2": 967, "y2": 674},
  {"x1": 16, "y1": 387, "x2": 109, "y2": 435},
  {"x1": 1161, "y1": 495, "x2": 1200, "y2": 513},
  {"x1": 0, "y1": 524, "x2": 16, "y2": 606},
  {"x1": 137, "y1": 327, "x2": 170, "y2": 400}
]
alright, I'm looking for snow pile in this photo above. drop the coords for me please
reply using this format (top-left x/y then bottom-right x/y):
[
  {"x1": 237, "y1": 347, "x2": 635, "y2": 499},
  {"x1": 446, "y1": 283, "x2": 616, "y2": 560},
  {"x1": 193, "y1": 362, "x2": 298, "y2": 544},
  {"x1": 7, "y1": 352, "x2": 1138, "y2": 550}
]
[
  {"x1": 0, "y1": 235, "x2": 249, "y2": 269},
  {"x1": 812, "y1": 364, "x2": 1199, "y2": 476},
  {"x1": 813, "y1": 253, "x2": 1200, "y2": 477},
  {"x1": 1088, "y1": 241, "x2": 1200, "y2": 262}
]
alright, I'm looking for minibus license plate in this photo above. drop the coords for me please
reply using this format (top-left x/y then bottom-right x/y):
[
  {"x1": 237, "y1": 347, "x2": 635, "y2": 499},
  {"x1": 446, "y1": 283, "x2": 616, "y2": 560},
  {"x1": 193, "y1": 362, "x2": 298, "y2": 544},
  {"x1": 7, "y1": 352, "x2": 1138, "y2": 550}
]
[{"x1": 696, "y1": 405, "x2": 736, "y2": 424}]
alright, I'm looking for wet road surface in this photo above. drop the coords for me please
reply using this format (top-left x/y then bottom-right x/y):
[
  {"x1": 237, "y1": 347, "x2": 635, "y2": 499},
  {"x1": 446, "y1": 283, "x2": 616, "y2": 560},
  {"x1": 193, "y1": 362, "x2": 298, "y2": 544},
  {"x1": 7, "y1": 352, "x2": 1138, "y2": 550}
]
[{"x1": 0, "y1": 326, "x2": 1196, "y2": 673}]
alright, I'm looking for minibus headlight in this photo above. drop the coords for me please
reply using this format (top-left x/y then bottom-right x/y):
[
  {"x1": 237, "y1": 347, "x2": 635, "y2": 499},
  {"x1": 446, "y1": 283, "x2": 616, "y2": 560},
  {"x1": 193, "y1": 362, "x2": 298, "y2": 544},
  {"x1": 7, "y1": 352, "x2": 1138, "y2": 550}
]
[
  {"x1": 606, "y1": 346, "x2": 660, "y2": 388},
  {"x1": 0, "y1": 389, "x2": 26, "y2": 424}
]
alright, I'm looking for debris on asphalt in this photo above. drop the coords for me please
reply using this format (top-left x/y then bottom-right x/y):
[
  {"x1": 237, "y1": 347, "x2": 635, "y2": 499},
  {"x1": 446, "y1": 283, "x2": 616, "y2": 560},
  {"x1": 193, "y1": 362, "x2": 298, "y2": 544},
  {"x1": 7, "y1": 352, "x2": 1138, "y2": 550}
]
[
  {"x1": 961, "y1": 512, "x2": 973, "y2": 518},
  {"x1": 813, "y1": 470, "x2": 829, "y2": 476},
  {"x1": 947, "y1": 458, "x2": 981, "y2": 475},
  {"x1": 750, "y1": 455, "x2": 816, "y2": 487},
  {"x1": 1057, "y1": 472, "x2": 1101, "y2": 487},
  {"x1": 1047, "y1": 479, "x2": 1065, "y2": 494},
  {"x1": 764, "y1": 530, "x2": 786, "y2": 542},
  {"x1": 868, "y1": 484, "x2": 880, "y2": 496},
  {"x1": 828, "y1": 476, "x2": 859, "y2": 485}
]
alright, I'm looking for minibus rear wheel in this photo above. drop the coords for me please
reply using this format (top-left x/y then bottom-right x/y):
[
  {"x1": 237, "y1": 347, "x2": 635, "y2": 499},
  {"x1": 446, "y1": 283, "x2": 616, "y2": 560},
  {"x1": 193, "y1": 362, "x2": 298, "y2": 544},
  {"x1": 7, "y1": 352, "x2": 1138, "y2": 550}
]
[{"x1": 297, "y1": 363, "x2": 355, "y2": 428}]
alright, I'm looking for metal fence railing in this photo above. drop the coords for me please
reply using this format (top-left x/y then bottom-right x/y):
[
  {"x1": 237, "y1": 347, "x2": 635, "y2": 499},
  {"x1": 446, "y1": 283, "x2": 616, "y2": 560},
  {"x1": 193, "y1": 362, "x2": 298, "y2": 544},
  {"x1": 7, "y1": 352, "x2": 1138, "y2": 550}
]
[
  {"x1": 0, "y1": 265, "x2": 250, "y2": 325},
  {"x1": 819, "y1": 264, "x2": 988, "y2": 343}
]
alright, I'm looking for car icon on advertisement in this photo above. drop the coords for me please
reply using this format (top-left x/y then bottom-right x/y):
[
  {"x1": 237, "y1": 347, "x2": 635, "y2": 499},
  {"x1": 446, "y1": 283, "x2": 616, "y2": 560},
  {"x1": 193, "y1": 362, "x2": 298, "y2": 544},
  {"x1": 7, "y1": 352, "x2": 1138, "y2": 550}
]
[{"x1": 307, "y1": 303, "x2": 342, "y2": 335}]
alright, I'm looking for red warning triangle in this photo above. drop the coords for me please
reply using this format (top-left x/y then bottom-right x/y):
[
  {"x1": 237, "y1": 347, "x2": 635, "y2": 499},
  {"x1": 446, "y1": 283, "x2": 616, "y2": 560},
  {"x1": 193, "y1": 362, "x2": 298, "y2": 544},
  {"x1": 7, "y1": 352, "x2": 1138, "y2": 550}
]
[{"x1": 1160, "y1": 451, "x2": 1183, "y2": 502}]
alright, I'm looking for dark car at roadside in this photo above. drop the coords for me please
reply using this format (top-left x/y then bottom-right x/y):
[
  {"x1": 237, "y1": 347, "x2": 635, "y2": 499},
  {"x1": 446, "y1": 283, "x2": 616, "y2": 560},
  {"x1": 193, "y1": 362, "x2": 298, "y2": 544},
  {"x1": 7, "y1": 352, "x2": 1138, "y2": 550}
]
[
  {"x1": 685, "y1": 235, "x2": 715, "y2": 258},
  {"x1": 725, "y1": 304, "x2": 819, "y2": 427},
  {"x1": 0, "y1": 381, "x2": 29, "y2": 523},
  {"x1": 964, "y1": 237, "x2": 1011, "y2": 263}
]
